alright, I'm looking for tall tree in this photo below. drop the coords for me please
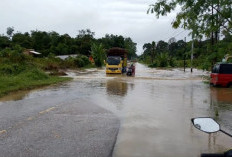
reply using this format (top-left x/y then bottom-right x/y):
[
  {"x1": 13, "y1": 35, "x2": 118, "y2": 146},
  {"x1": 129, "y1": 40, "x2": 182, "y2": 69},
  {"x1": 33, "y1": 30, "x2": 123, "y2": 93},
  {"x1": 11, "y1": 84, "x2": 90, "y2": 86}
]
[
  {"x1": 148, "y1": 0, "x2": 232, "y2": 38},
  {"x1": 156, "y1": 40, "x2": 168, "y2": 54},
  {"x1": 151, "y1": 41, "x2": 156, "y2": 64},
  {"x1": 143, "y1": 43, "x2": 152, "y2": 56},
  {"x1": 6, "y1": 27, "x2": 14, "y2": 39},
  {"x1": 76, "y1": 29, "x2": 95, "y2": 56}
]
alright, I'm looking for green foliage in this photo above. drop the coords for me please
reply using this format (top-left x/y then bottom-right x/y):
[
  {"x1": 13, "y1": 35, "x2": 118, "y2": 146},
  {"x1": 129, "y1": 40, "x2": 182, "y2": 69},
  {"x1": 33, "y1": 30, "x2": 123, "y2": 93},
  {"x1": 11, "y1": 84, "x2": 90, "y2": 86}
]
[
  {"x1": 0, "y1": 28, "x2": 138, "y2": 62},
  {"x1": 91, "y1": 43, "x2": 105, "y2": 67},
  {"x1": 12, "y1": 32, "x2": 32, "y2": 48},
  {"x1": 63, "y1": 55, "x2": 90, "y2": 68},
  {"x1": 0, "y1": 35, "x2": 10, "y2": 50},
  {"x1": 0, "y1": 72, "x2": 71, "y2": 97},
  {"x1": 23, "y1": 68, "x2": 49, "y2": 80},
  {"x1": 99, "y1": 34, "x2": 137, "y2": 59},
  {"x1": 140, "y1": 36, "x2": 232, "y2": 69},
  {"x1": 0, "y1": 64, "x2": 26, "y2": 75},
  {"x1": 141, "y1": 39, "x2": 183, "y2": 67},
  {"x1": 74, "y1": 55, "x2": 90, "y2": 67},
  {"x1": 169, "y1": 57, "x2": 177, "y2": 67},
  {"x1": 148, "y1": 0, "x2": 232, "y2": 38},
  {"x1": 157, "y1": 53, "x2": 169, "y2": 67},
  {"x1": 0, "y1": 48, "x2": 72, "y2": 97},
  {"x1": 0, "y1": 45, "x2": 25, "y2": 62}
]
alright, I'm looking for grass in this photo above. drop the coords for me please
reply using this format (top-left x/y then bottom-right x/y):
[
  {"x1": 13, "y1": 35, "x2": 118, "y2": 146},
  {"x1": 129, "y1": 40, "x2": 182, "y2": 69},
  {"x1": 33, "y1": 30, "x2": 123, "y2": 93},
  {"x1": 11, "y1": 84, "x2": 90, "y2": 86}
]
[
  {"x1": 0, "y1": 49, "x2": 96, "y2": 98},
  {"x1": 0, "y1": 69, "x2": 72, "y2": 98}
]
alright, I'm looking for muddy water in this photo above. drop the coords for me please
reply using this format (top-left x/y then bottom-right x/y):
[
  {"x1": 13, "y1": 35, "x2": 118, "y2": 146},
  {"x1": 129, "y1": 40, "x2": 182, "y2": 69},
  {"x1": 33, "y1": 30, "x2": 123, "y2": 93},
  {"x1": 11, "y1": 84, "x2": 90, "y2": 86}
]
[{"x1": 1, "y1": 63, "x2": 232, "y2": 157}]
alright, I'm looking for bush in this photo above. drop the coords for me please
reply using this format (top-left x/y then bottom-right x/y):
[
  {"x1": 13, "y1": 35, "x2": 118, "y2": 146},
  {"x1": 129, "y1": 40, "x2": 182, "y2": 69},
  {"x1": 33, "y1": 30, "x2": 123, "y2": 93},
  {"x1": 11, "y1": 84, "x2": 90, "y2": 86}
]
[
  {"x1": 148, "y1": 62, "x2": 158, "y2": 68},
  {"x1": 157, "y1": 53, "x2": 169, "y2": 67},
  {"x1": 74, "y1": 55, "x2": 90, "y2": 67},
  {"x1": 75, "y1": 57, "x2": 85, "y2": 67},
  {"x1": 169, "y1": 57, "x2": 177, "y2": 67},
  {"x1": 23, "y1": 69, "x2": 49, "y2": 80},
  {"x1": 0, "y1": 64, "x2": 26, "y2": 75},
  {"x1": 79, "y1": 55, "x2": 90, "y2": 66},
  {"x1": 0, "y1": 46, "x2": 25, "y2": 62},
  {"x1": 64, "y1": 57, "x2": 76, "y2": 67},
  {"x1": 201, "y1": 61, "x2": 212, "y2": 71}
]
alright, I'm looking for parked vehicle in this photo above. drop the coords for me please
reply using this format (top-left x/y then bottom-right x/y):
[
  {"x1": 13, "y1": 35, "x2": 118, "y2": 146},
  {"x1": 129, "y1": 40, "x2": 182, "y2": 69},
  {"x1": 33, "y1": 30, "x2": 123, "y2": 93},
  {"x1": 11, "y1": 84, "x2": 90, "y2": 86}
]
[
  {"x1": 210, "y1": 63, "x2": 232, "y2": 87},
  {"x1": 191, "y1": 117, "x2": 232, "y2": 157}
]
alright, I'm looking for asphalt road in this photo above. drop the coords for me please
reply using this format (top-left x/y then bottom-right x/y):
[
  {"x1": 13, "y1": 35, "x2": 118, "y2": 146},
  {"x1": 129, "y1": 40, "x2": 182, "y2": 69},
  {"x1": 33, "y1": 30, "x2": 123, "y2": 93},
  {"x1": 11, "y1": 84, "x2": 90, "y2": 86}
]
[
  {"x1": 0, "y1": 97, "x2": 119, "y2": 157},
  {"x1": 1, "y1": 63, "x2": 232, "y2": 157}
]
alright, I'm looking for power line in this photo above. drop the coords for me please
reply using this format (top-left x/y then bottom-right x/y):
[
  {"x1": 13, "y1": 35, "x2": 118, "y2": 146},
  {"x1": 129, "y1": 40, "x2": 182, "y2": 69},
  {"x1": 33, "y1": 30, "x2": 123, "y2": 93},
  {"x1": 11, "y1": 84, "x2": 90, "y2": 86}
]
[{"x1": 163, "y1": 29, "x2": 187, "y2": 41}]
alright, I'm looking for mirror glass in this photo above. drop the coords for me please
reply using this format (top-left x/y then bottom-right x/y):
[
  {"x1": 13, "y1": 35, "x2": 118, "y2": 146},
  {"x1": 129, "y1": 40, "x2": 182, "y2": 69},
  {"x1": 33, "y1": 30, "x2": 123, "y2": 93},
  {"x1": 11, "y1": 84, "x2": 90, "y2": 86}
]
[{"x1": 192, "y1": 118, "x2": 220, "y2": 133}]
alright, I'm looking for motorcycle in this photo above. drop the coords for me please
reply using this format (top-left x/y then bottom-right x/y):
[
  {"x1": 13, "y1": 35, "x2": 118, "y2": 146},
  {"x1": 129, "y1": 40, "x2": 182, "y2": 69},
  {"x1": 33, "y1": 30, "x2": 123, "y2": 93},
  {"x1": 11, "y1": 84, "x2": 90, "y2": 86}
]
[
  {"x1": 127, "y1": 64, "x2": 135, "y2": 76},
  {"x1": 191, "y1": 117, "x2": 232, "y2": 157}
]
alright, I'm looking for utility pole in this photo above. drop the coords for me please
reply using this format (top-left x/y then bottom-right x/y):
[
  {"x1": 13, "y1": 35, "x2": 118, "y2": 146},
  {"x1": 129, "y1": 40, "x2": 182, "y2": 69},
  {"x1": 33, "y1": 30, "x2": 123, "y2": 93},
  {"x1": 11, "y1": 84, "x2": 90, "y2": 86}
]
[
  {"x1": 184, "y1": 37, "x2": 186, "y2": 72},
  {"x1": 191, "y1": 36, "x2": 194, "y2": 73}
]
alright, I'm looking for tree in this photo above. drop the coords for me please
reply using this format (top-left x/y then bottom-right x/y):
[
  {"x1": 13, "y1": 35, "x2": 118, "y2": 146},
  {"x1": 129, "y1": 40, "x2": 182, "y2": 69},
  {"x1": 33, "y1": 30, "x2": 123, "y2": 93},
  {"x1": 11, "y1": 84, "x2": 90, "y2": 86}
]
[
  {"x1": 176, "y1": 40, "x2": 186, "y2": 59},
  {"x1": 143, "y1": 42, "x2": 156, "y2": 64},
  {"x1": 151, "y1": 41, "x2": 156, "y2": 64},
  {"x1": 168, "y1": 37, "x2": 176, "y2": 45},
  {"x1": 0, "y1": 35, "x2": 10, "y2": 50},
  {"x1": 77, "y1": 29, "x2": 95, "y2": 38},
  {"x1": 91, "y1": 43, "x2": 105, "y2": 67},
  {"x1": 76, "y1": 29, "x2": 95, "y2": 56},
  {"x1": 148, "y1": 0, "x2": 232, "y2": 39},
  {"x1": 31, "y1": 30, "x2": 51, "y2": 51},
  {"x1": 98, "y1": 34, "x2": 137, "y2": 59},
  {"x1": 143, "y1": 43, "x2": 152, "y2": 56},
  {"x1": 12, "y1": 32, "x2": 32, "y2": 48},
  {"x1": 6, "y1": 27, "x2": 14, "y2": 39},
  {"x1": 156, "y1": 40, "x2": 168, "y2": 54},
  {"x1": 124, "y1": 37, "x2": 137, "y2": 59},
  {"x1": 168, "y1": 37, "x2": 177, "y2": 57}
]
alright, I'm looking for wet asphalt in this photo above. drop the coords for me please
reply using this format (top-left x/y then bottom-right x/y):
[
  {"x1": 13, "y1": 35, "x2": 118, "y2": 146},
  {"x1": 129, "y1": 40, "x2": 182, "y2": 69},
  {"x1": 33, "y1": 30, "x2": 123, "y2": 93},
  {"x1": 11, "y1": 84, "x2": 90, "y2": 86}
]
[
  {"x1": 1, "y1": 63, "x2": 232, "y2": 157},
  {"x1": 0, "y1": 96, "x2": 119, "y2": 157}
]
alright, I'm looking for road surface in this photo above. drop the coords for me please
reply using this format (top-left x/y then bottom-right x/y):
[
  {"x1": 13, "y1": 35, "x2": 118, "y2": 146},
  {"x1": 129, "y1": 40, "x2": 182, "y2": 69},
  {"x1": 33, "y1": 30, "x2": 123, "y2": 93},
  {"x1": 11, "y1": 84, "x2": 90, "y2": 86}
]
[{"x1": 0, "y1": 63, "x2": 232, "y2": 157}]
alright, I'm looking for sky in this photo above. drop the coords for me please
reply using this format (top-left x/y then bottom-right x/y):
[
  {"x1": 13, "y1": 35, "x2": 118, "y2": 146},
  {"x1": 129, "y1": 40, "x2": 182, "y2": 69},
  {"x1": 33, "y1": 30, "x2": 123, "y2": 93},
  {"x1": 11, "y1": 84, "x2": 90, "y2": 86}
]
[{"x1": 0, "y1": 0, "x2": 190, "y2": 55}]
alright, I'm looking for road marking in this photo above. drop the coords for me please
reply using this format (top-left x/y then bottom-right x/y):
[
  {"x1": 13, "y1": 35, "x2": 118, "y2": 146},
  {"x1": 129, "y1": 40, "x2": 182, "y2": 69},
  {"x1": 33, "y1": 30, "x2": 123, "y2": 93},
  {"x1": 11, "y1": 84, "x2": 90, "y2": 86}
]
[
  {"x1": 39, "y1": 107, "x2": 56, "y2": 114},
  {"x1": 52, "y1": 131, "x2": 61, "y2": 138},
  {"x1": 27, "y1": 117, "x2": 33, "y2": 121},
  {"x1": 0, "y1": 130, "x2": 7, "y2": 135}
]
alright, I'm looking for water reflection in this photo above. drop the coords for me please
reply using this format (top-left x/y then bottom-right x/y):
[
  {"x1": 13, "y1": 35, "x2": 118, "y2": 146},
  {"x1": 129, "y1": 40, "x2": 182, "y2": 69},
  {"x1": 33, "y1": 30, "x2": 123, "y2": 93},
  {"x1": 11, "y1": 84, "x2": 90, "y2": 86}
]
[
  {"x1": 106, "y1": 79, "x2": 128, "y2": 96},
  {"x1": 211, "y1": 87, "x2": 232, "y2": 104},
  {"x1": 210, "y1": 87, "x2": 232, "y2": 131},
  {"x1": 0, "y1": 90, "x2": 30, "y2": 102}
]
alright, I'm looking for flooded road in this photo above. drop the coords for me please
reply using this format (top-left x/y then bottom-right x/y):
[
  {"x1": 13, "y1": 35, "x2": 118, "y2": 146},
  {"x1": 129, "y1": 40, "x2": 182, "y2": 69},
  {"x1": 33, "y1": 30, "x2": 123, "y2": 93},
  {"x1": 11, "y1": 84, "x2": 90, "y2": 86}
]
[{"x1": 1, "y1": 63, "x2": 232, "y2": 157}]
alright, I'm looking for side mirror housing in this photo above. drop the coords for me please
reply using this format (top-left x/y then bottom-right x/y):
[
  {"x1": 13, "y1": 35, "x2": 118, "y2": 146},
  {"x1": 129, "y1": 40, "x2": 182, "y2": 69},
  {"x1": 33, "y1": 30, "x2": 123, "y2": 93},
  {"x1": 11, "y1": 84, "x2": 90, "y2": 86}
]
[{"x1": 191, "y1": 117, "x2": 220, "y2": 133}]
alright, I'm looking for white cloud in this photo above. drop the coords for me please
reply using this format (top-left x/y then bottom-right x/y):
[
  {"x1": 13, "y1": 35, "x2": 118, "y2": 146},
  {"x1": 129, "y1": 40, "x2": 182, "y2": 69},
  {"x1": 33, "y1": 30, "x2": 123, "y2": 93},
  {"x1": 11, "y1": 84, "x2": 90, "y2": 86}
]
[{"x1": 0, "y1": 0, "x2": 189, "y2": 55}]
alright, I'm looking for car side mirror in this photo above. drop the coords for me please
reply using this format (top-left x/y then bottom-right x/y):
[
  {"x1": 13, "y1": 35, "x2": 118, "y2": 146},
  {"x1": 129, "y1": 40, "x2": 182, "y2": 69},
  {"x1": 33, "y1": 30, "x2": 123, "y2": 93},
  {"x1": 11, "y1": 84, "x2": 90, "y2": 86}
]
[{"x1": 191, "y1": 117, "x2": 220, "y2": 133}]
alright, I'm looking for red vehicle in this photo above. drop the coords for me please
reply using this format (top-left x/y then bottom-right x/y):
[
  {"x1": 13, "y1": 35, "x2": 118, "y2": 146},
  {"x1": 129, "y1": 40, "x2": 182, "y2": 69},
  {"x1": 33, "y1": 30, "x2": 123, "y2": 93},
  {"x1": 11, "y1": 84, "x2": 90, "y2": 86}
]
[{"x1": 210, "y1": 63, "x2": 232, "y2": 87}]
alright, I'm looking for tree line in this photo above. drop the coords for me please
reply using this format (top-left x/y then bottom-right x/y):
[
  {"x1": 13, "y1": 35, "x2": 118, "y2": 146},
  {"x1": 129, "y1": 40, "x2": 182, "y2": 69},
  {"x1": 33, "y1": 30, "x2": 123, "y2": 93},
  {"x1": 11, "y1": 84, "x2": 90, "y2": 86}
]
[
  {"x1": 141, "y1": 0, "x2": 232, "y2": 70},
  {"x1": 0, "y1": 27, "x2": 137, "y2": 59},
  {"x1": 140, "y1": 35, "x2": 232, "y2": 70}
]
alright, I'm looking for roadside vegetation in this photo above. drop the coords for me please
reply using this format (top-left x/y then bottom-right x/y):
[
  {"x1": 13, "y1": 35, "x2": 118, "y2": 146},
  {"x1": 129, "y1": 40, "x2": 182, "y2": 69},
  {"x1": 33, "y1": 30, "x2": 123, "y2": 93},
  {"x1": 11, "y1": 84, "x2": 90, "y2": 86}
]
[
  {"x1": 140, "y1": 37, "x2": 232, "y2": 70},
  {"x1": 140, "y1": 0, "x2": 232, "y2": 70},
  {"x1": 0, "y1": 28, "x2": 137, "y2": 97},
  {"x1": 0, "y1": 47, "x2": 72, "y2": 97}
]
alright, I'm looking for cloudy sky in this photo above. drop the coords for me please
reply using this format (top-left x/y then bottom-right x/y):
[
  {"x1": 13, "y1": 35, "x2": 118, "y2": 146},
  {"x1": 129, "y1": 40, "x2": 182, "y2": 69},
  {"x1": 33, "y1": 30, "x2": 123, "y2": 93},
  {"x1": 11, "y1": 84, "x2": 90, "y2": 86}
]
[{"x1": 0, "y1": 0, "x2": 189, "y2": 55}]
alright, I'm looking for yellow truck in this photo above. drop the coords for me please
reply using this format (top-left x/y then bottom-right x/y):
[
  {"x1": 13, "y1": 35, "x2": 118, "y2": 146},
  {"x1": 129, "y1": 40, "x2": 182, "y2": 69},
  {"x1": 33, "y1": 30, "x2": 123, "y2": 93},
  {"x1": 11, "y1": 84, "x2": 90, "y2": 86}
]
[{"x1": 105, "y1": 48, "x2": 127, "y2": 74}]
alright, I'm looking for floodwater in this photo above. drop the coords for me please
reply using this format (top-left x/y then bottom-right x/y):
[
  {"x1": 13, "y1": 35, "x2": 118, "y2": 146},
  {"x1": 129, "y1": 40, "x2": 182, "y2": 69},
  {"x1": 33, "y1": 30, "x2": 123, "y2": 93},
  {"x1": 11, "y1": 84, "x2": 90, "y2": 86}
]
[{"x1": 1, "y1": 63, "x2": 232, "y2": 157}]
